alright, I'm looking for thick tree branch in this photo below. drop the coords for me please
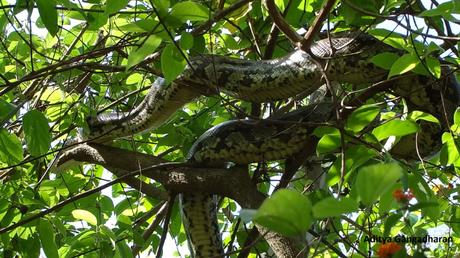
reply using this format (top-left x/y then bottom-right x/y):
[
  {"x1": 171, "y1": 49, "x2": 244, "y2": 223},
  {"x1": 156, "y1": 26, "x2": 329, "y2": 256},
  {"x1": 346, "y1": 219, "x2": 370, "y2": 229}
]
[{"x1": 57, "y1": 143, "x2": 307, "y2": 257}]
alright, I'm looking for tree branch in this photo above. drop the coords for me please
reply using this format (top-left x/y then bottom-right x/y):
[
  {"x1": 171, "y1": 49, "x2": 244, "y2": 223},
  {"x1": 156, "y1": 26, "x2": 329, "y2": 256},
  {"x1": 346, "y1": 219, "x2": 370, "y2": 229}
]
[
  {"x1": 264, "y1": 0, "x2": 303, "y2": 43},
  {"x1": 57, "y1": 143, "x2": 307, "y2": 257},
  {"x1": 300, "y1": 0, "x2": 337, "y2": 51}
]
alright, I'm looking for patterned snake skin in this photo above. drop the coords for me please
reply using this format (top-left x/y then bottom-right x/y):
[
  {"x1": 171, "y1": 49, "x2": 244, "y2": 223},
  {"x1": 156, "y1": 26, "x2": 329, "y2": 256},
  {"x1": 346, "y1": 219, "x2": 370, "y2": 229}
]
[{"x1": 86, "y1": 33, "x2": 460, "y2": 257}]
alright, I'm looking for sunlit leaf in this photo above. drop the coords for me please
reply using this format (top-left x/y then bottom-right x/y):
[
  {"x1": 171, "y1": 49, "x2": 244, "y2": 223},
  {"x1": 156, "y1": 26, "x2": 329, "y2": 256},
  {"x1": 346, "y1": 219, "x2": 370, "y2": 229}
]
[
  {"x1": 317, "y1": 133, "x2": 341, "y2": 154},
  {"x1": 72, "y1": 209, "x2": 98, "y2": 226},
  {"x1": 454, "y1": 108, "x2": 460, "y2": 125},
  {"x1": 426, "y1": 57, "x2": 441, "y2": 79},
  {"x1": 372, "y1": 119, "x2": 419, "y2": 141},
  {"x1": 388, "y1": 54, "x2": 419, "y2": 78}
]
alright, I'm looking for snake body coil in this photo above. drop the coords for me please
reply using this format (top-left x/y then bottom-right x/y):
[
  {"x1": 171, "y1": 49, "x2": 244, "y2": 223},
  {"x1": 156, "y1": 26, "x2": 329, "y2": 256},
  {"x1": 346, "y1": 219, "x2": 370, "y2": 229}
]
[{"x1": 86, "y1": 33, "x2": 460, "y2": 257}]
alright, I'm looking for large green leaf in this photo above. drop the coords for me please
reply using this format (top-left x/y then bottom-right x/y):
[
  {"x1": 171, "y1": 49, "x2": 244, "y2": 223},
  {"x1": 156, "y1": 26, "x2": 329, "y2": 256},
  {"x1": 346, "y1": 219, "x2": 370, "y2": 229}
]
[
  {"x1": 161, "y1": 44, "x2": 187, "y2": 82},
  {"x1": 170, "y1": 1, "x2": 209, "y2": 21},
  {"x1": 312, "y1": 197, "x2": 359, "y2": 218},
  {"x1": 72, "y1": 209, "x2": 98, "y2": 226},
  {"x1": 253, "y1": 189, "x2": 312, "y2": 236},
  {"x1": 23, "y1": 110, "x2": 51, "y2": 157},
  {"x1": 38, "y1": 219, "x2": 59, "y2": 258},
  {"x1": 372, "y1": 119, "x2": 419, "y2": 141},
  {"x1": 388, "y1": 54, "x2": 419, "y2": 78},
  {"x1": 36, "y1": 0, "x2": 58, "y2": 36},
  {"x1": 346, "y1": 105, "x2": 380, "y2": 133},
  {"x1": 426, "y1": 57, "x2": 441, "y2": 79},
  {"x1": 370, "y1": 52, "x2": 399, "y2": 70},
  {"x1": 105, "y1": 0, "x2": 130, "y2": 15},
  {"x1": 353, "y1": 163, "x2": 404, "y2": 206},
  {"x1": 0, "y1": 128, "x2": 23, "y2": 165},
  {"x1": 316, "y1": 132, "x2": 341, "y2": 154},
  {"x1": 127, "y1": 35, "x2": 162, "y2": 70}
]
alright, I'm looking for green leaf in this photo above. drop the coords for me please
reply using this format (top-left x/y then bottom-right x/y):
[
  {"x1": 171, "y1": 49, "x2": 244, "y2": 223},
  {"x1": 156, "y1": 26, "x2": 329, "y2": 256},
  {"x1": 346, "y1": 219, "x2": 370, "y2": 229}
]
[
  {"x1": 14, "y1": 0, "x2": 34, "y2": 15},
  {"x1": 179, "y1": 32, "x2": 194, "y2": 50},
  {"x1": 372, "y1": 119, "x2": 419, "y2": 141},
  {"x1": 253, "y1": 189, "x2": 312, "y2": 236},
  {"x1": 370, "y1": 52, "x2": 399, "y2": 70},
  {"x1": 87, "y1": 10, "x2": 108, "y2": 30},
  {"x1": 388, "y1": 54, "x2": 420, "y2": 78},
  {"x1": 312, "y1": 197, "x2": 359, "y2": 218},
  {"x1": 384, "y1": 213, "x2": 403, "y2": 237},
  {"x1": 161, "y1": 44, "x2": 187, "y2": 82},
  {"x1": 420, "y1": 1, "x2": 459, "y2": 17},
  {"x1": 23, "y1": 110, "x2": 51, "y2": 157},
  {"x1": 353, "y1": 163, "x2": 404, "y2": 206},
  {"x1": 115, "y1": 240, "x2": 133, "y2": 258},
  {"x1": 0, "y1": 129, "x2": 23, "y2": 165},
  {"x1": 72, "y1": 209, "x2": 98, "y2": 226},
  {"x1": 408, "y1": 111, "x2": 439, "y2": 124},
  {"x1": 36, "y1": 0, "x2": 58, "y2": 36},
  {"x1": 171, "y1": 1, "x2": 209, "y2": 21},
  {"x1": 368, "y1": 29, "x2": 406, "y2": 50},
  {"x1": 440, "y1": 133, "x2": 460, "y2": 165},
  {"x1": 454, "y1": 108, "x2": 460, "y2": 125},
  {"x1": 127, "y1": 35, "x2": 162, "y2": 70},
  {"x1": 328, "y1": 145, "x2": 377, "y2": 186},
  {"x1": 38, "y1": 219, "x2": 59, "y2": 258},
  {"x1": 105, "y1": 0, "x2": 129, "y2": 15},
  {"x1": 346, "y1": 105, "x2": 380, "y2": 133},
  {"x1": 426, "y1": 57, "x2": 441, "y2": 79},
  {"x1": 316, "y1": 133, "x2": 341, "y2": 154}
]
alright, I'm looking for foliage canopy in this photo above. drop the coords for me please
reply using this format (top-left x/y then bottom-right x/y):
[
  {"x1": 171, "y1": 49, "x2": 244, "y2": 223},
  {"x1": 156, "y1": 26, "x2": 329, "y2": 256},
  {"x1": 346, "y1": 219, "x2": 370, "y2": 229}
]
[{"x1": 0, "y1": 0, "x2": 459, "y2": 257}]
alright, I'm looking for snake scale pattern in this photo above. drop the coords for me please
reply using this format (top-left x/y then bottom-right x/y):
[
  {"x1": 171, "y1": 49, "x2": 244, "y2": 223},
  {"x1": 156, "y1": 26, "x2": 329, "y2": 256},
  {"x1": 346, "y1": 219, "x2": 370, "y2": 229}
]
[{"x1": 85, "y1": 32, "x2": 460, "y2": 257}]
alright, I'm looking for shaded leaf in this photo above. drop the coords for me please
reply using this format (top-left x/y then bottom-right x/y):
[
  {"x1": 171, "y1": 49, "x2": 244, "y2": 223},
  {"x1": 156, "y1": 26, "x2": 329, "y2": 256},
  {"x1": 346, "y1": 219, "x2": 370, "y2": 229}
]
[
  {"x1": 312, "y1": 197, "x2": 359, "y2": 218},
  {"x1": 0, "y1": 128, "x2": 23, "y2": 165},
  {"x1": 23, "y1": 110, "x2": 51, "y2": 157},
  {"x1": 127, "y1": 35, "x2": 162, "y2": 70},
  {"x1": 38, "y1": 219, "x2": 59, "y2": 258},
  {"x1": 346, "y1": 105, "x2": 380, "y2": 133},
  {"x1": 161, "y1": 44, "x2": 187, "y2": 82},
  {"x1": 105, "y1": 0, "x2": 130, "y2": 15},
  {"x1": 36, "y1": 0, "x2": 58, "y2": 36},
  {"x1": 253, "y1": 189, "x2": 312, "y2": 236},
  {"x1": 354, "y1": 163, "x2": 404, "y2": 206},
  {"x1": 171, "y1": 1, "x2": 209, "y2": 21},
  {"x1": 179, "y1": 32, "x2": 194, "y2": 50},
  {"x1": 370, "y1": 52, "x2": 399, "y2": 70}
]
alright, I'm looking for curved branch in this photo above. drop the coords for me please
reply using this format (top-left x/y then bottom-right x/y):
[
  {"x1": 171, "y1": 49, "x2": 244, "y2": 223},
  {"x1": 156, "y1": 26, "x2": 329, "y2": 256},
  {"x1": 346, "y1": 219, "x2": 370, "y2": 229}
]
[{"x1": 57, "y1": 143, "x2": 307, "y2": 257}]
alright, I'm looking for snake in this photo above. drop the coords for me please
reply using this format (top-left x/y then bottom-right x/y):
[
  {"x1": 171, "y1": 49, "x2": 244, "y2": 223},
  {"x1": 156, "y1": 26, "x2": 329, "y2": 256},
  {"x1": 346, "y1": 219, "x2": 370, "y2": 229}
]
[{"x1": 83, "y1": 32, "x2": 460, "y2": 257}]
